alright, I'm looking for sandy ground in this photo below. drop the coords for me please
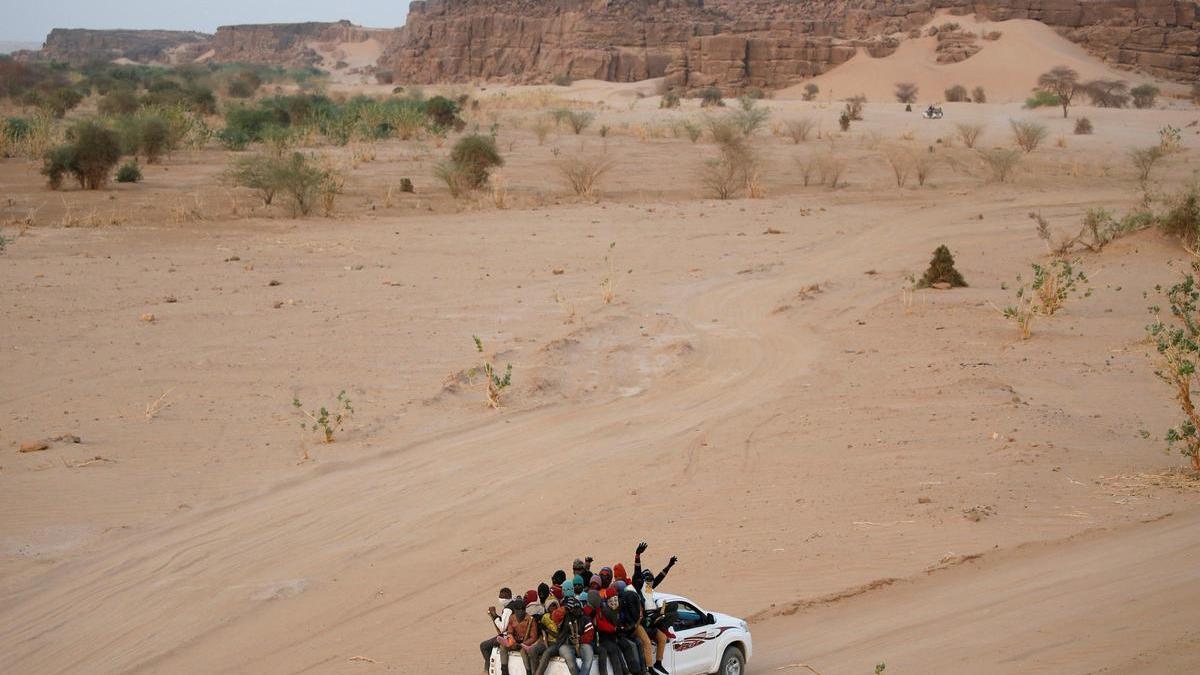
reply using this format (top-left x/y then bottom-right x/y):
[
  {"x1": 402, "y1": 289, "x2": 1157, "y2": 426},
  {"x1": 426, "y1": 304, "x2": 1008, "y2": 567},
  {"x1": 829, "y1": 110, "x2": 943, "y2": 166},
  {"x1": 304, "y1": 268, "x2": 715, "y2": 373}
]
[{"x1": 2, "y1": 35, "x2": 1200, "y2": 675}]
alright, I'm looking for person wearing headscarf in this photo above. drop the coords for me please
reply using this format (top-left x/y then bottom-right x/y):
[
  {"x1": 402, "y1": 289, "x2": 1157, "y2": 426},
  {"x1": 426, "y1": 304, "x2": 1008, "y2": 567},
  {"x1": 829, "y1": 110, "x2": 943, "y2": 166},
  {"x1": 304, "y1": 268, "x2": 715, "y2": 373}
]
[
  {"x1": 537, "y1": 596, "x2": 594, "y2": 675},
  {"x1": 481, "y1": 587, "x2": 516, "y2": 673},
  {"x1": 502, "y1": 598, "x2": 541, "y2": 675}
]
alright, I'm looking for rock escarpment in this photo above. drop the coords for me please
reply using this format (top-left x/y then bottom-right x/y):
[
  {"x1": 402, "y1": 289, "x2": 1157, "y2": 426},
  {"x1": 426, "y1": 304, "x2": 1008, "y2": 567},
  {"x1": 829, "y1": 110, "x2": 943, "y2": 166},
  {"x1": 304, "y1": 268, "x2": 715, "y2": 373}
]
[
  {"x1": 33, "y1": 29, "x2": 211, "y2": 65},
  {"x1": 377, "y1": 0, "x2": 1200, "y2": 89},
  {"x1": 210, "y1": 20, "x2": 388, "y2": 68}
]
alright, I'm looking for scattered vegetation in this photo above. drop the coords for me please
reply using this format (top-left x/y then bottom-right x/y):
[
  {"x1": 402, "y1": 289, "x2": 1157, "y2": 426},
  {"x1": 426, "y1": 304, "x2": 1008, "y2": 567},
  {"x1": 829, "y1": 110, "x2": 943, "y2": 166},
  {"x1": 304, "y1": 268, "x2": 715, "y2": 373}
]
[
  {"x1": 1146, "y1": 262, "x2": 1200, "y2": 471},
  {"x1": 917, "y1": 245, "x2": 967, "y2": 288},
  {"x1": 293, "y1": 390, "x2": 354, "y2": 443}
]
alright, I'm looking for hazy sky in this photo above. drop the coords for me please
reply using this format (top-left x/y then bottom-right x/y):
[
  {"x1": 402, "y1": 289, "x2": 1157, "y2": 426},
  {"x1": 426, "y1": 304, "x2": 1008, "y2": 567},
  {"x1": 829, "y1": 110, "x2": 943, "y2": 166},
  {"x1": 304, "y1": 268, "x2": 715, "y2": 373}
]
[{"x1": 0, "y1": 0, "x2": 413, "y2": 41}]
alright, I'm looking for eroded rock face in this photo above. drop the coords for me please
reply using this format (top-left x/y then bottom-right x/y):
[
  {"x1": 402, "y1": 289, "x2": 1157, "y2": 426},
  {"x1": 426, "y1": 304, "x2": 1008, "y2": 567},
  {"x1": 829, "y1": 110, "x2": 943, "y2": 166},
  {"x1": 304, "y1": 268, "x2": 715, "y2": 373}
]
[
  {"x1": 34, "y1": 29, "x2": 212, "y2": 65},
  {"x1": 210, "y1": 21, "x2": 388, "y2": 68},
  {"x1": 377, "y1": 0, "x2": 1200, "y2": 90}
]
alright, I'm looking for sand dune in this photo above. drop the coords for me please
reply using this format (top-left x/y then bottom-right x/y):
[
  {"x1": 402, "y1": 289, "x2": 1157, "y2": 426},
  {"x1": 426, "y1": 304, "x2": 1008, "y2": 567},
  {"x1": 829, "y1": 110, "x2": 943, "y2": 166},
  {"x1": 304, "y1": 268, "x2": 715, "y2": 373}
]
[{"x1": 782, "y1": 13, "x2": 1181, "y2": 104}]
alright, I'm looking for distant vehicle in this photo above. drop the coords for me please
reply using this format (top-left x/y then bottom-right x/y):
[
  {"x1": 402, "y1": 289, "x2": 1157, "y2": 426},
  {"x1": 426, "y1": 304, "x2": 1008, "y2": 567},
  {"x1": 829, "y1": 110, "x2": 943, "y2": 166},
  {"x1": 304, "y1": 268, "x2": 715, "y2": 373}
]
[
  {"x1": 490, "y1": 592, "x2": 752, "y2": 675},
  {"x1": 922, "y1": 105, "x2": 944, "y2": 119}
]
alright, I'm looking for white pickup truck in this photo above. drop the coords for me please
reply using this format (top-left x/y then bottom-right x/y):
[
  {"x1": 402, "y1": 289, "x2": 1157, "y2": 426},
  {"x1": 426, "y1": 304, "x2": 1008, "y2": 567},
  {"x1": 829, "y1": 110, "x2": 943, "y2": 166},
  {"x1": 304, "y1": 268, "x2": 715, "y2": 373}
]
[{"x1": 490, "y1": 592, "x2": 752, "y2": 675}]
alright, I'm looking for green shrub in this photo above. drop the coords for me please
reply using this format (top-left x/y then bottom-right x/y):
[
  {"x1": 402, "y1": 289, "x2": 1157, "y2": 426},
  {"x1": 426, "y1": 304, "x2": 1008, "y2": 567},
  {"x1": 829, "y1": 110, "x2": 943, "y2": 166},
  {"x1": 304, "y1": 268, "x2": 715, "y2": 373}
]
[
  {"x1": 917, "y1": 245, "x2": 967, "y2": 288},
  {"x1": 274, "y1": 152, "x2": 329, "y2": 216},
  {"x1": 699, "y1": 87, "x2": 724, "y2": 107},
  {"x1": 424, "y1": 95, "x2": 462, "y2": 131},
  {"x1": 98, "y1": 88, "x2": 140, "y2": 115},
  {"x1": 41, "y1": 120, "x2": 123, "y2": 190},
  {"x1": 733, "y1": 97, "x2": 770, "y2": 137},
  {"x1": 1024, "y1": 89, "x2": 1062, "y2": 110},
  {"x1": 116, "y1": 160, "x2": 142, "y2": 183},
  {"x1": 448, "y1": 134, "x2": 504, "y2": 188},
  {"x1": 37, "y1": 87, "x2": 84, "y2": 118},
  {"x1": 1131, "y1": 84, "x2": 1159, "y2": 109},
  {"x1": 226, "y1": 152, "x2": 282, "y2": 205}
]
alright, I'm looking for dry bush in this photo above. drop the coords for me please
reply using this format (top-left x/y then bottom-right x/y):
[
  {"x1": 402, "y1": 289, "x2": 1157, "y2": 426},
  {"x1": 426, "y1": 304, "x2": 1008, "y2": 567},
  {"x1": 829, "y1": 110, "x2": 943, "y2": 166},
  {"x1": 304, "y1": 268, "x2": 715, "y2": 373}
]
[
  {"x1": 706, "y1": 116, "x2": 740, "y2": 145},
  {"x1": 699, "y1": 138, "x2": 758, "y2": 199},
  {"x1": 434, "y1": 160, "x2": 474, "y2": 198},
  {"x1": 558, "y1": 154, "x2": 614, "y2": 199},
  {"x1": 914, "y1": 153, "x2": 935, "y2": 186},
  {"x1": 972, "y1": 86, "x2": 987, "y2": 103},
  {"x1": 1010, "y1": 120, "x2": 1048, "y2": 153},
  {"x1": 784, "y1": 118, "x2": 816, "y2": 143},
  {"x1": 532, "y1": 117, "x2": 553, "y2": 145},
  {"x1": 797, "y1": 155, "x2": 819, "y2": 187},
  {"x1": 945, "y1": 84, "x2": 969, "y2": 102},
  {"x1": 884, "y1": 148, "x2": 910, "y2": 187},
  {"x1": 1074, "y1": 117, "x2": 1093, "y2": 135},
  {"x1": 1129, "y1": 146, "x2": 1165, "y2": 186},
  {"x1": 978, "y1": 147, "x2": 1022, "y2": 182},
  {"x1": 817, "y1": 153, "x2": 846, "y2": 189},
  {"x1": 845, "y1": 95, "x2": 866, "y2": 121},
  {"x1": 895, "y1": 82, "x2": 919, "y2": 104},
  {"x1": 955, "y1": 123, "x2": 985, "y2": 149}
]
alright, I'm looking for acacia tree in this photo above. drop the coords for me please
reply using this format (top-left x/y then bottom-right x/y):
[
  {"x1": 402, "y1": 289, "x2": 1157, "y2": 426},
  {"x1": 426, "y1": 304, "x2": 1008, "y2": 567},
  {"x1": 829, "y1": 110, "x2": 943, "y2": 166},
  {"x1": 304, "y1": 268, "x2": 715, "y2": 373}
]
[{"x1": 1037, "y1": 65, "x2": 1081, "y2": 118}]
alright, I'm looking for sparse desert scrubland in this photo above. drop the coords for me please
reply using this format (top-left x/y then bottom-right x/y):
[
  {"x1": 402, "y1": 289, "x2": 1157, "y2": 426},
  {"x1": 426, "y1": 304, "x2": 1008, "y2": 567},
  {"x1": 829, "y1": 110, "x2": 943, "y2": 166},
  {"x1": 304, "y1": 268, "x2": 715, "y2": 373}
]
[{"x1": 3, "y1": 13, "x2": 1200, "y2": 675}]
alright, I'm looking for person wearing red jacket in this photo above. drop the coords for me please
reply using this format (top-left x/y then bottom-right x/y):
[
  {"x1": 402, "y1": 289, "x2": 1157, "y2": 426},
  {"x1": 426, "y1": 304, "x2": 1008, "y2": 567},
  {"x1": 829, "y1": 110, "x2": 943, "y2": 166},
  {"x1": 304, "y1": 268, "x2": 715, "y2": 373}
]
[{"x1": 539, "y1": 596, "x2": 594, "y2": 675}]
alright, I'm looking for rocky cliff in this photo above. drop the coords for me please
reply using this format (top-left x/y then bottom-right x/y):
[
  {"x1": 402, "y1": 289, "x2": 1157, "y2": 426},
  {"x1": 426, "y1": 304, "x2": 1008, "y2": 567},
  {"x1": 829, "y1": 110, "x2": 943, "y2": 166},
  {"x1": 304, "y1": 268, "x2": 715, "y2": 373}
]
[
  {"x1": 210, "y1": 20, "x2": 388, "y2": 68},
  {"x1": 35, "y1": 29, "x2": 212, "y2": 65},
  {"x1": 376, "y1": 0, "x2": 1200, "y2": 89}
]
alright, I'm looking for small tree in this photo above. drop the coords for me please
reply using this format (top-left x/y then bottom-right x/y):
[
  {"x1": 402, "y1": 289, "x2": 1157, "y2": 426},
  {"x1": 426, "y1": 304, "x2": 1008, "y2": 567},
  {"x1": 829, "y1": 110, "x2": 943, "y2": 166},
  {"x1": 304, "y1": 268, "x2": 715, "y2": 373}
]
[
  {"x1": 275, "y1": 153, "x2": 330, "y2": 217},
  {"x1": 1131, "y1": 83, "x2": 1160, "y2": 109},
  {"x1": 226, "y1": 153, "x2": 281, "y2": 205},
  {"x1": 424, "y1": 95, "x2": 462, "y2": 130},
  {"x1": 1083, "y1": 79, "x2": 1129, "y2": 108},
  {"x1": 945, "y1": 85, "x2": 969, "y2": 102},
  {"x1": 917, "y1": 245, "x2": 967, "y2": 288},
  {"x1": 1147, "y1": 262, "x2": 1200, "y2": 471},
  {"x1": 1037, "y1": 65, "x2": 1081, "y2": 118},
  {"x1": 802, "y1": 83, "x2": 820, "y2": 101},
  {"x1": 895, "y1": 82, "x2": 919, "y2": 104},
  {"x1": 1129, "y1": 146, "x2": 1165, "y2": 187},
  {"x1": 1011, "y1": 119, "x2": 1048, "y2": 153}
]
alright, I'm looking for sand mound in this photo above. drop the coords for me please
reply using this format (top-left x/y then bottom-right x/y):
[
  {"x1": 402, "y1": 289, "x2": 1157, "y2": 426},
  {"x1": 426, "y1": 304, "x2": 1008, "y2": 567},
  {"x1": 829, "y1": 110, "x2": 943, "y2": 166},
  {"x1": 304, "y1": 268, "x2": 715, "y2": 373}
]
[{"x1": 780, "y1": 13, "x2": 1177, "y2": 104}]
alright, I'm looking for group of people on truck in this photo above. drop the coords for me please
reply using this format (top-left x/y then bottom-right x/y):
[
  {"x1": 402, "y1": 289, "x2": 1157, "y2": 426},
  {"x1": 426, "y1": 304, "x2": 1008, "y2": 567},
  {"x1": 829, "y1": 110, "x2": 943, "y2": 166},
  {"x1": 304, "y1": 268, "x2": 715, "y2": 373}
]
[{"x1": 479, "y1": 542, "x2": 680, "y2": 675}]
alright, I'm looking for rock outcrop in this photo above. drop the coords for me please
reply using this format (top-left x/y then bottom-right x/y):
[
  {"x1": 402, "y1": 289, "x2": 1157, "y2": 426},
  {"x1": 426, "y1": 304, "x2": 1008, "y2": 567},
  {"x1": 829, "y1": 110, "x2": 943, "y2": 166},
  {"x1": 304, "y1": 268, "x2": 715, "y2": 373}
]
[
  {"x1": 210, "y1": 21, "x2": 388, "y2": 68},
  {"x1": 377, "y1": 0, "x2": 1200, "y2": 90},
  {"x1": 33, "y1": 29, "x2": 212, "y2": 65}
]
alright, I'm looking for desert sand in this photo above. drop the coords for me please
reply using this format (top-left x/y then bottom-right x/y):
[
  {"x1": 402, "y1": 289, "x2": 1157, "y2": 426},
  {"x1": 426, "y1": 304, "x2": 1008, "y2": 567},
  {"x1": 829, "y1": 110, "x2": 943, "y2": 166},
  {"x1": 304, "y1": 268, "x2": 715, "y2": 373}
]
[{"x1": 2, "y1": 14, "x2": 1199, "y2": 675}]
